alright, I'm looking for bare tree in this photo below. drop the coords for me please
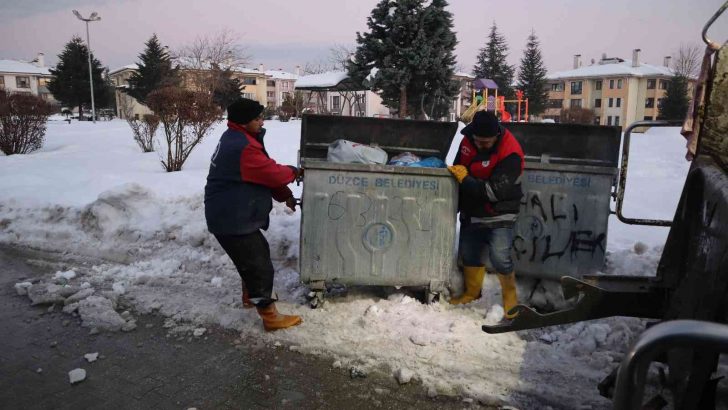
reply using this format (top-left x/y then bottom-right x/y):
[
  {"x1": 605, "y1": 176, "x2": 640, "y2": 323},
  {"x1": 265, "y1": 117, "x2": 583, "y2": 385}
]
[
  {"x1": 0, "y1": 91, "x2": 53, "y2": 155},
  {"x1": 120, "y1": 94, "x2": 158, "y2": 152},
  {"x1": 673, "y1": 43, "x2": 701, "y2": 78},
  {"x1": 560, "y1": 107, "x2": 595, "y2": 125},
  {"x1": 147, "y1": 87, "x2": 221, "y2": 172},
  {"x1": 329, "y1": 44, "x2": 354, "y2": 71},
  {"x1": 174, "y1": 29, "x2": 251, "y2": 97},
  {"x1": 301, "y1": 61, "x2": 332, "y2": 75}
]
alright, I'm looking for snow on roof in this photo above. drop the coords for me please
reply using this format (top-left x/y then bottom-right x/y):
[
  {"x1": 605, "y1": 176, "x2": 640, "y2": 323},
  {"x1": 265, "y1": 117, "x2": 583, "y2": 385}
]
[
  {"x1": 265, "y1": 69, "x2": 298, "y2": 80},
  {"x1": 109, "y1": 64, "x2": 139, "y2": 75},
  {"x1": 0, "y1": 59, "x2": 51, "y2": 75},
  {"x1": 548, "y1": 59, "x2": 673, "y2": 80},
  {"x1": 454, "y1": 72, "x2": 475, "y2": 79},
  {"x1": 295, "y1": 71, "x2": 348, "y2": 88}
]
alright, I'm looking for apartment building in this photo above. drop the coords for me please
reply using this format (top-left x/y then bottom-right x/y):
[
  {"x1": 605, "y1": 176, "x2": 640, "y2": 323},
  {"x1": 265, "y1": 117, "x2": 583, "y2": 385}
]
[
  {"x1": 545, "y1": 49, "x2": 676, "y2": 126},
  {"x1": 263, "y1": 66, "x2": 298, "y2": 108},
  {"x1": 0, "y1": 53, "x2": 56, "y2": 104}
]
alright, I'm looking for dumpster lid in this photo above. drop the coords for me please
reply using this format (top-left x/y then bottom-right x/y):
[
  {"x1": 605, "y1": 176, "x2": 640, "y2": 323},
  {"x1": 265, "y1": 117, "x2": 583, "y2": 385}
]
[
  {"x1": 504, "y1": 123, "x2": 622, "y2": 168},
  {"x1": 300, "y1": 114, "x2": 459, "y2": 161}
]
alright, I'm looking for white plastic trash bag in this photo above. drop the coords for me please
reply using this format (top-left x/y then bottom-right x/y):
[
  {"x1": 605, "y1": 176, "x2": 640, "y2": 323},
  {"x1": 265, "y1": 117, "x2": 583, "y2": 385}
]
[{"x1": 327, "y1": 139, "x2": 388, "y2": 165}]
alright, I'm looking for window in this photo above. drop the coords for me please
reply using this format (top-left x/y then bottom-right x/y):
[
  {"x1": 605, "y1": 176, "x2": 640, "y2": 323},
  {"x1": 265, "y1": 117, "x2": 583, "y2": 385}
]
[
  {"x1": 595, "y1": 80, "x2": 602, "y2": 90},
  {"x1": 332, "y1": 95, "x2": 341, "y2": 111},
  {"x1": 645, "y1": 98, "x2": 655, "y2": 108},
  {"x1": 242, "y1": 92, "x2": 255, "y2": 99},
  {"x1": 608, "y1": 98, "x2": 614, "y2": 108},
  {"x1": 16, "y1": 76, "x2": 30, "y2": 88},
  {"x1": 644, "y1": 116, "x2": 653, "y2": 121},
  {"x1": 607, "y1": 116, "x2": 613, "y2": 125},
  {"x1": 594, "y1": 99, "x2": 602, "y2": 108},
  {"x1": 617, "y1": 79, "x2": 623, "y2": 89},
  {"x1": 570, "y1": 98, "x2": 582, "y2": 108},
  {"x1": 267, "y1": 80, "x2": 275, "y2": 87},
  {"x1": 594, "y1": 116, "x2": 601, "y2": 125},
  {"x1": 0, "y1": 76, "x2": 4, "y2": 89},
  {"x1": 547, "y1": 99, "x2": 563, "y2": 108},
  {"x1": 609, "y1": 79, "x2": 615, "y2": 89},
  {"x1": 282, "y1": 92, "x2": 290, "y2": 100},
  {"x1": 356, "y1": 94, "x2": 366, "y2": 106},
  {"x1": 241, "y1": 77, "x2": 256, "y2": 85},
  {"x1": 647, "y1": 79, "x2": 656, "y2": 89},
  {"x1": 570, "y1": 81, "x2": 583, "y2": 95},
  {"x1": 659, "y1": 80, "x2": 668, "y2": 90},
  {"x1": 267, "y1": 91, "x2": 275, "y2": 98},
  {"x1": 550, "y1": 82, "x2": 564, "y2": 91},
  {"x1": 616, "y1": 98, "x2": 621, "y2": 108},
  {"x1": 658, "y1": 97, "x2": 666, "y2": 108},
  {"x1": 614, "y1": 116, "x2": 620, "y2": 126}
]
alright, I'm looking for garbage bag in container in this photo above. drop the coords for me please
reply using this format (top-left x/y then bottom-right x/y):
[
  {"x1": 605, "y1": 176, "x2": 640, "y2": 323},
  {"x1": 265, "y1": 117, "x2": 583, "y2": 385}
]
[{"x1": 326, "y1": 139, "x2": 388, "y2": 165}]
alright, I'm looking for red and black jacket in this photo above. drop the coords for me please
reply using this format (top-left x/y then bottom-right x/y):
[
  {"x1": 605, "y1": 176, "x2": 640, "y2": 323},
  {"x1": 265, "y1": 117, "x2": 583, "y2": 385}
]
[
  {"x1": 204, "y1": 122, "x2": 297, "y2": 235},
  {"x1": 454, "y1": 126, "x2": 525, "y2": 224}
]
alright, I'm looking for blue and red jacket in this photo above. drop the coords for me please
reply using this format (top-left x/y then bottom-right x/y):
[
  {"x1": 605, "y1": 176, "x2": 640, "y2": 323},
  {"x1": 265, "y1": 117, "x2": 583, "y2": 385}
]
[
  {"x1": 454, "y1": 126, "x2": 524, "y2": 223},
  {"x1": 204, "y1": 122, "x2": 297, "y2": 235}
]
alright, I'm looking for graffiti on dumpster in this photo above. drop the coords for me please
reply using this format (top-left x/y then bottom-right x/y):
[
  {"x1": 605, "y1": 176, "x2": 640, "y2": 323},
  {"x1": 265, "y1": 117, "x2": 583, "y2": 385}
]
[{"x1": 514, "y1": 191, "x2": 606, "y2": 263}]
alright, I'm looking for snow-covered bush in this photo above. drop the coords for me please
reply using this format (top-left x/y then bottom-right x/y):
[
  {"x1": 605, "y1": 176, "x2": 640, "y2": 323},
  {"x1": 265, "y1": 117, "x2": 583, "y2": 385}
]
[{"x1": 0, "y1": 90, "x2": 53, "y2": 155}]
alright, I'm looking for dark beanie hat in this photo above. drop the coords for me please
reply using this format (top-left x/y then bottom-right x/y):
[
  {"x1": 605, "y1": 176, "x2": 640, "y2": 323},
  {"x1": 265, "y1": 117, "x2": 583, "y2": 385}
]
[
  {"x1": 461, "y1": 110, "x2": 501, "y2": 138},
  {"x1": 227, "y1": 98, "x2": 265, "y2": 124}
]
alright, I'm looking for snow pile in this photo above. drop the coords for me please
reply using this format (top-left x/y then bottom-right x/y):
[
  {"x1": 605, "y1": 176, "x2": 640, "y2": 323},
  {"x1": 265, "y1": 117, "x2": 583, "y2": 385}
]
[{"x1": 0, "y1": 120, "x2": 691, "y2": 408}]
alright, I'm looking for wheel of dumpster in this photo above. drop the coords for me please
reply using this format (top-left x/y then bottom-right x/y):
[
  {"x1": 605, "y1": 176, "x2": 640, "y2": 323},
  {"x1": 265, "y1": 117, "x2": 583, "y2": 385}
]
[{"x1": 308, "y1": 290, "x2": 325, "y2": 309}]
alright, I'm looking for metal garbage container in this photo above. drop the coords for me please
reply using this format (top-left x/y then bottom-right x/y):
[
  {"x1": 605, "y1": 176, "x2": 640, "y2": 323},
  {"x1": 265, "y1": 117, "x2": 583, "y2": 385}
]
[
  {"x1": 504, "y1": 123, "x2": 622, "y2": 280},
  {"x1": 298, "y1": 115, "x2": 459, "y2": 305}
]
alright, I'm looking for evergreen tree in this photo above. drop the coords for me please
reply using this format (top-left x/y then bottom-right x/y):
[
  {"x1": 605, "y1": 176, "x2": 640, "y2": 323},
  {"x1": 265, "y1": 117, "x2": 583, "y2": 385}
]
[
  {"x1": 516, "y1": 30, "x2": 549, "y2": 117},
  {"x1": 473, "y1": 23, "x2": 515, "y2": 98},
  {"x1": 210, "y1": 65, "x2": 242, "y2": 109},
  {"x1": 348, "y1": 0, "x2": 459, "y2": 119},
  {"x1": 125, "y1": 34, "x2": 179, "y2": 104},
  {"x1": 48, "y1": 36, "x2": 111, "y2": 119},
  {"x1": 658, "y1": 75, "x2": 689, "y2": 120}
]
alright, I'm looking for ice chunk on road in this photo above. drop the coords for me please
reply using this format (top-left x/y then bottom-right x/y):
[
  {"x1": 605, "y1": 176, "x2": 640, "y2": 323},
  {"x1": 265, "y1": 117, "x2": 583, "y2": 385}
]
[
  {"x1": 69, "y1": 368, "x2": 86, "y2": 384},
  {"x1": 84, "y1": 353, "x2": 99, "y2": 362}
]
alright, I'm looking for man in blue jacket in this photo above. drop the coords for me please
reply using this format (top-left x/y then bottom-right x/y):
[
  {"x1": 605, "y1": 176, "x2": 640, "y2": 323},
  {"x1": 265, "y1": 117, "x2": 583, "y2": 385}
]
[{"x1": 205, "y1": 98, "x2": 302, "y2": 331}]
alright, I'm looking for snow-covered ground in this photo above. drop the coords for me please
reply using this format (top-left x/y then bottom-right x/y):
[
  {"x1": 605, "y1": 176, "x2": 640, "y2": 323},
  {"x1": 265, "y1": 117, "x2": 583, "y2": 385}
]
[{"x1": 0, "y1": 118, "x2": 691, "y2": 408}]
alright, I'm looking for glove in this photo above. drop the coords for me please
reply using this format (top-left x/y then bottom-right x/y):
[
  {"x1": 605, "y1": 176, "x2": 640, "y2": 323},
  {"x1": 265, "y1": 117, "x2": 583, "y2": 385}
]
[
  {"x1": 285, "y1": 196, "x2": 297, "y2": 212},
  {"x1": 448, "y1": 165, "x2": 468, "y2": 183}
]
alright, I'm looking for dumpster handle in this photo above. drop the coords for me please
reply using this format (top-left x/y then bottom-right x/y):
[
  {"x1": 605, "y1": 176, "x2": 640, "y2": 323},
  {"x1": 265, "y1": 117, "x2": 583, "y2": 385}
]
[
  {"x1": 703, "y1": 1, "x2": 728, "y2": 51},
  {"x1": 616, "y1": 120, "x2": 683, "y2": 227}
]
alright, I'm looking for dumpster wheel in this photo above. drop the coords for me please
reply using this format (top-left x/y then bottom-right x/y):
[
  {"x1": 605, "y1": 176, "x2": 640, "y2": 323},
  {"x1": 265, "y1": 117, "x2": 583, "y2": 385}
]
[{"x1": 308, "y1": 290, "x2": 326, "y2": 309}]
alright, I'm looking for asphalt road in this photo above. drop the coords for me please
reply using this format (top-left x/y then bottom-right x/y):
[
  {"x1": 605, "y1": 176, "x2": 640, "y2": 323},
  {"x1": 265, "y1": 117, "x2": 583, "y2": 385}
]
[{"x1": 0, "y1": 245, "x2": 488, "y2": 410}]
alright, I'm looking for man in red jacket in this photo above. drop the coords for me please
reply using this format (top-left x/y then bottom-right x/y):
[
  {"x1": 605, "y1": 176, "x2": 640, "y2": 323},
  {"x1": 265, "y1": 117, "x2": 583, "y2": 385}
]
[
  {"x1": 205, "y1": 98, "x2": 302, "y2": 331},
  {"x1": 448, "y1": 110, "x2": 524, "y2": 321}
]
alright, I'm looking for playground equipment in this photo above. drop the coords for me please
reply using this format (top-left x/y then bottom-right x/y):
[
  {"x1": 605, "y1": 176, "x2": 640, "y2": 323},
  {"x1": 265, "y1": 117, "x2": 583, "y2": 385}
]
[{"x1": 461, "y1": 78, "x2": 529, "y2": 124}]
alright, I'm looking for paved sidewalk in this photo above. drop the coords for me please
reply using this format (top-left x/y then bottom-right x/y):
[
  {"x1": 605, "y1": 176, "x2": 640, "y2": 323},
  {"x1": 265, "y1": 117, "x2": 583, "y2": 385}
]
[{"x1": 0, "y1": 246, "x2": 483, "y2": 410}]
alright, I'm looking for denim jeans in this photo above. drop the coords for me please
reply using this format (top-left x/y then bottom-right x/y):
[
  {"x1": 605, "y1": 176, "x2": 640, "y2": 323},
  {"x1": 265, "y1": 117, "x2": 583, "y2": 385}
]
[{"x1": 459, "y1": 223, "x2": 515, "y2": 273}]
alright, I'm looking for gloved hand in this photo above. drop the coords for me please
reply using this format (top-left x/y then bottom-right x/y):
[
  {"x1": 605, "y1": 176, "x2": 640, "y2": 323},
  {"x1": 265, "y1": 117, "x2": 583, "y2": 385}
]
[
  {"x1": 447, "y1": 165, "x2": 468, "y2": 183},
  {"x1": 285, "y1": 196, "x2": 297, "y2": 211}
]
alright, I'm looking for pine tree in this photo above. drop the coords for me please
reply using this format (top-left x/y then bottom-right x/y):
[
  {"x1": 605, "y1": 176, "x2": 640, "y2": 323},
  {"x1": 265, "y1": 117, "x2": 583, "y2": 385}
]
[
  {"x1": 125, "y1": 34, "x2": 179, "y2": 104},
  {"x1": 48, "y1": 36, "x2": 111, "y2": 119},
  {"x1": 348, "y1": 0, "x2": 459, "y2": 119},
  {"x1": 516, "y1": 30, "x2": 549, "y2": 117},
  {"x1": 210, "y1": 65, "x2": 242, "y2": 109},
  {"x1": 473, "y1": 23, "x2": 515, "y2": 98},
  {"x1": 658, "y1": 75, "x2": 689, "y2": 120}
]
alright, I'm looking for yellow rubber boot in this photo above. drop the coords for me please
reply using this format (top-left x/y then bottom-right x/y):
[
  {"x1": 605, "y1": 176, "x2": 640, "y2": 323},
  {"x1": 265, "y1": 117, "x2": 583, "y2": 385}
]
[
  {"x1": 497, "y1": 272, "x2": 518, "y2": 319},
  {"x1": 256, "y1": 303, "x2": 303, "y2": 331},
  {"x1": 450, "y1": 266, "x2": 486, "y2": 305}
]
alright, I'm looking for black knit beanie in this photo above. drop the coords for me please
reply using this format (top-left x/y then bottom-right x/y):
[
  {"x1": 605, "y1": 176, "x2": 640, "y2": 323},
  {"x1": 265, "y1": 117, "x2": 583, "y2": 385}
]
[{"x1": 227, "y1": 98, "x2": 265, "y2": 124}]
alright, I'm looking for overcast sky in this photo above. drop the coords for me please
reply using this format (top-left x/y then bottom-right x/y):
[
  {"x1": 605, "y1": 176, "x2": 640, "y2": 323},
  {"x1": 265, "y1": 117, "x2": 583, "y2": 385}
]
[{"x1": 1, "y1": 0, "x2": 726, "y2": 75}]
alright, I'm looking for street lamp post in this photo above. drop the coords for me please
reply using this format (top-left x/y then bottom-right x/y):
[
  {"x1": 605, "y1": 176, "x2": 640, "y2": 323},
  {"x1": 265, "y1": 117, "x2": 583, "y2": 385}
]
[{"x1": 72, "y1": 10, "x2": 101, "y2": 123}]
